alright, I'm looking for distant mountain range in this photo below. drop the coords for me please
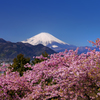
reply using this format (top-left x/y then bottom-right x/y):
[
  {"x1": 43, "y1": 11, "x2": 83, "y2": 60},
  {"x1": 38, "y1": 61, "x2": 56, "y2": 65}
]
[
  {"x1": 0, "y1": 32, "x2": 99, "y2": 61},
  {"x1": 22, "y1": 32, "x2": 77, "y2": 52},
  {"x1": 0, "y1": 38, "x2": 56, "y2": 60},
  {"x1": 22, "y1": 32, "x2": 99, "y2": 53}
]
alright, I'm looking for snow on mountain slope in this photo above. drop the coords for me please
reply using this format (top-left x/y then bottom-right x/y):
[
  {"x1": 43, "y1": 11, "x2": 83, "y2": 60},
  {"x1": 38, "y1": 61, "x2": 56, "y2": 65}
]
[
  {"x1": 21, "y1": 32, "x2": 100, "y2": 53},
  {"x1": 21, "y1": 32, "x2": 78, "y2": 53},
  {"x1": 22, "y1": 32, "x2": 69, "y2": 46}
]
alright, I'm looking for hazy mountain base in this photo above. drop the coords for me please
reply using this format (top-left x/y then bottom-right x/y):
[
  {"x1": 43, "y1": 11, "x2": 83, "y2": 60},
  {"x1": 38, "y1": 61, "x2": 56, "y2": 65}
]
[{"x1": 49, "y1": 42, "x2": 100, "y2": 54}]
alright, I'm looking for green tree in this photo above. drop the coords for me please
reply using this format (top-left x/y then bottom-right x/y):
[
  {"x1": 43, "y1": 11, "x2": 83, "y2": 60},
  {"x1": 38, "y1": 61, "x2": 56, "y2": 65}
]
[
  {"x1": 9, "y1": 54, "x2": 32, "y2": 76},
  {"x1": 42, "y1": 51, "x2": 48, "y2": 57},
  {"x1": 32, "y1": 51, "x2": 49, "y2": 65}
]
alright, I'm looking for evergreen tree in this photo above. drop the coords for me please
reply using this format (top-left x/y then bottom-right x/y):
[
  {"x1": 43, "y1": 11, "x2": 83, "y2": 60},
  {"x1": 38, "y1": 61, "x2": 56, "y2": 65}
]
[
  {"x1": 42, "y1": 51, "x2": 48, "y2": 57},
  {"x1": 9, "y1": 54, "x2": 32, "y2": 76},
  {"x1": 32, "y1": 51, "x2": 49, "y2": 65}
]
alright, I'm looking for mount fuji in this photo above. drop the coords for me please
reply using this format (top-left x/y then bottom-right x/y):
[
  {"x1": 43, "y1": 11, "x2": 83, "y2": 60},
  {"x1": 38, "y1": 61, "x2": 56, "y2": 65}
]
[
  {"x1": 21, "y1": 32, "x2": 100, "y2": 53},
  {"x1": 21, "y1": 32, "x2": 77, "y2": 52}
]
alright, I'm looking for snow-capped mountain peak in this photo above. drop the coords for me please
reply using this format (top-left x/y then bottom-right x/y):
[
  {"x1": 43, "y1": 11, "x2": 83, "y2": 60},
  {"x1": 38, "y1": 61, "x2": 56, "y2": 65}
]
[{"x1": 22, "y1": 32, "x2": 69, "y2": 46}]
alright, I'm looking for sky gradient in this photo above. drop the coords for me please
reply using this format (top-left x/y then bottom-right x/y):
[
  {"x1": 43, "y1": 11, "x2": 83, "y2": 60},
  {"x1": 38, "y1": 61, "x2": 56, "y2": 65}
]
[{"x1": 0, "y1": 0, "x2": 100, "y2": 46}]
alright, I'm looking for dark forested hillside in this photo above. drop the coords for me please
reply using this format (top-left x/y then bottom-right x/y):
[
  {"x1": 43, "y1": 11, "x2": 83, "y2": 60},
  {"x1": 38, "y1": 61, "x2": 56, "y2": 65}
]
[{"x1": 0, "y1": 38, "x2": 56, "y2": 60}]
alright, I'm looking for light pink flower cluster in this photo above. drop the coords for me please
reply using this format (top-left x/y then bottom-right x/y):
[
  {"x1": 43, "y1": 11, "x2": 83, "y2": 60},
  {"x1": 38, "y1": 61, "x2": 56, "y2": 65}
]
[
  {"x1": 89, "y1": 38, "x2": 100, "y2": 49},
  {"x1": 0, "y1": 39, "x2": 100, "y2": 100}
]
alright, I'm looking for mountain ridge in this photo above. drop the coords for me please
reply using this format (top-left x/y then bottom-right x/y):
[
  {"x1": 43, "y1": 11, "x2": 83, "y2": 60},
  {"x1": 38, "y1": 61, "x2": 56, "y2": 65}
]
[
  {"x1": 21, "y1": 32, "x2": 77, "y2": 52},
  {"x1": 0, "y1": 38, "x2": 56, "y2": 60},
  {"x1": 21, "y1": 32, "x2": 100, "y2": 53}
]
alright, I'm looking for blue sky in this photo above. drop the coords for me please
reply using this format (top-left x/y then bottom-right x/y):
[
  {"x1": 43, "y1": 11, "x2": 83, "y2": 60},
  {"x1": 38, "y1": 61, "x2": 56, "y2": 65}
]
[{"x1": 0, "y1": 0, "x2": 100, "y2": 46}]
